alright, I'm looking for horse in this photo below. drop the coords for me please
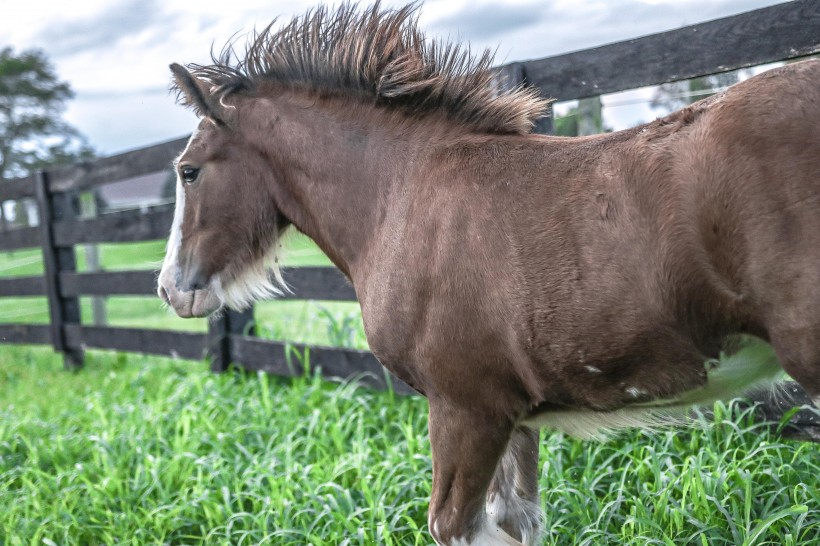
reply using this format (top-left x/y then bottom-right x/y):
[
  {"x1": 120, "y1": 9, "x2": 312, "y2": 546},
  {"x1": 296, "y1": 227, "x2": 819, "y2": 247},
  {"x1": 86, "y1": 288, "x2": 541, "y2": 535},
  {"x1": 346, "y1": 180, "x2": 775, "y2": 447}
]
[{"x1": 157, "y1": 4, "x2": 820, "y2": 545}]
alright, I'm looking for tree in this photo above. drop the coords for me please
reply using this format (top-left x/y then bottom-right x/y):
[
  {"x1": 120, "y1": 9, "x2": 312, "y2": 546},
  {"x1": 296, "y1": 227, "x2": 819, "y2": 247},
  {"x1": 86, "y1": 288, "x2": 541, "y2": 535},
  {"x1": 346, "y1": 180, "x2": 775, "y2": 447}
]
[{"x1": 0, "y1": 47, "x2": 94, "y2": 180}]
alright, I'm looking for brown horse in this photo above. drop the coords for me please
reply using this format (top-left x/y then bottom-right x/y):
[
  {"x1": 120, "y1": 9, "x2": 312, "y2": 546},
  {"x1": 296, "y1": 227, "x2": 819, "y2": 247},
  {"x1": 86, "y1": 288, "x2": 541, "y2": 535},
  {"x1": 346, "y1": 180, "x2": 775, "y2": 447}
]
[{"x1": 157, "y1": 4, "x2": 820, "y2": 545}]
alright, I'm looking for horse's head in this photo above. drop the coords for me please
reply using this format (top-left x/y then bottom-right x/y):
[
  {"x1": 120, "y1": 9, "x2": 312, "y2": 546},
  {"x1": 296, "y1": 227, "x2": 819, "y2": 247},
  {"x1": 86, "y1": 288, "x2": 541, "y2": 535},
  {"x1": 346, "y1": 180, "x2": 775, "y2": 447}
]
[{"x1": 158, "y1": 63, "x2": 286, "y2": 318}]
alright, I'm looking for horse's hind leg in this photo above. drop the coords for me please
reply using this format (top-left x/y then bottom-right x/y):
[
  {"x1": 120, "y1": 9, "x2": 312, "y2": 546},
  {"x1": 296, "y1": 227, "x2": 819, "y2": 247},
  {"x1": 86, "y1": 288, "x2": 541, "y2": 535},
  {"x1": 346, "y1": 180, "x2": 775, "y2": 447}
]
[
  {"x1": 487, "y1": 426, "x2": 543, "y2": 545},
  {"x1": 759, "y1": 256, "x2": 820, "y2": 406},
  {"x1": 769, "y1": 323, "x2": 820, "y2": 407},
  {"x1": 427, "y1": 399, "x2": 526, "y2": 546}
]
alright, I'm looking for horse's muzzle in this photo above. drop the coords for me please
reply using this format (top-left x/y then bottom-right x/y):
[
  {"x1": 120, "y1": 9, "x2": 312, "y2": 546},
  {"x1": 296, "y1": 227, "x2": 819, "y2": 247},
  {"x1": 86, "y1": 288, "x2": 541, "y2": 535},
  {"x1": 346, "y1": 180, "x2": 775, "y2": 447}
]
[{"x1": 158, "y1": 264, "x2": 222, "y2": 318}]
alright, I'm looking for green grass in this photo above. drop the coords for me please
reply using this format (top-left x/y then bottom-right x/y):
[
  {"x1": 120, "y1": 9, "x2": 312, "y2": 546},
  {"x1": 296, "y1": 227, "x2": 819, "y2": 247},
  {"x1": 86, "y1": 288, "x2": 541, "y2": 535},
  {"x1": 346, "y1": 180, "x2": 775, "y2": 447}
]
[
  {"x1": 0, "y1": 347, "x2": 430, "y2": 545},
  {"x1": 0, "y1": 346, "x2": 817, "y2": 545}
]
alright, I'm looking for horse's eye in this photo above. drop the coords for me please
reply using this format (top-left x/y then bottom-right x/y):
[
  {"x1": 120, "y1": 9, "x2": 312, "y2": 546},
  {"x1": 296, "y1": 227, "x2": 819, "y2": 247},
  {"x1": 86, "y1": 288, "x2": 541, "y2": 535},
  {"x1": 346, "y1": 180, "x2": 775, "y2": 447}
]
[{"x1": 180, "y1": 166, "x2": 200, "y2": 185}]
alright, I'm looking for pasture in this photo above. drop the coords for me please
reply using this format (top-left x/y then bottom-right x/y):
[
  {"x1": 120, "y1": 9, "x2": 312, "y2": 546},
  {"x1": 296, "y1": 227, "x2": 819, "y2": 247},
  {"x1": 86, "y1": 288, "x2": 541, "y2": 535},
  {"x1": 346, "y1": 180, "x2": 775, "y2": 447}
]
[
  {"x1": 0, "y1": 240, "x2": 818, "y2": 545},
  {"x1": 2, "y1": 349, "x2": 818, "y2": 545}
]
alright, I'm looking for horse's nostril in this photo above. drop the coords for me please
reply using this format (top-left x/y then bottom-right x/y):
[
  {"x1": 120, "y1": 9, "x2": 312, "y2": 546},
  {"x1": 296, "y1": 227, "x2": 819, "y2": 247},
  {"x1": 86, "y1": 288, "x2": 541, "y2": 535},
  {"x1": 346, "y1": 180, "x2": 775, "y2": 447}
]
[{"x1": 159, "y1": 285, "x2": 170, "y2": 305}]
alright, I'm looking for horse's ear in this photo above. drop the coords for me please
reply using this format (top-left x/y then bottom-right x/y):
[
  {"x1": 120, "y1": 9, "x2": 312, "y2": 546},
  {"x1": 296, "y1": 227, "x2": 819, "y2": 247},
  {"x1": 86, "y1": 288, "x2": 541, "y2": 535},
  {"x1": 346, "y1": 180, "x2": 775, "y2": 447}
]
[{"x1": 170, "y1": 63, "x2": 228, "y2": 125}]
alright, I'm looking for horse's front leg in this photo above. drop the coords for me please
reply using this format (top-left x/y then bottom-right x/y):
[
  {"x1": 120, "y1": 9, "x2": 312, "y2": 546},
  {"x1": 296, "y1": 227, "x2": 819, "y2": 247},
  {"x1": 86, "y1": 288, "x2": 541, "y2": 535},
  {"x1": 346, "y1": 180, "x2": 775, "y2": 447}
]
[
  {"x1": 487, "y1": 426, "x2": 543, "y2": 544},
  {"x1": 427, "y1": 397, "x2": 530, "y2": 546}
]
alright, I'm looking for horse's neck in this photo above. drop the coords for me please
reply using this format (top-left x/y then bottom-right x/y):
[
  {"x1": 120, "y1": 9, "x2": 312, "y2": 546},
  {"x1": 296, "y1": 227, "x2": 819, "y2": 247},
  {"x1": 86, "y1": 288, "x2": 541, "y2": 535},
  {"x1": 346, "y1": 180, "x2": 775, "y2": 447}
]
[{"x1": 257, "y1": 96, "x2": 422, "y2": 278}]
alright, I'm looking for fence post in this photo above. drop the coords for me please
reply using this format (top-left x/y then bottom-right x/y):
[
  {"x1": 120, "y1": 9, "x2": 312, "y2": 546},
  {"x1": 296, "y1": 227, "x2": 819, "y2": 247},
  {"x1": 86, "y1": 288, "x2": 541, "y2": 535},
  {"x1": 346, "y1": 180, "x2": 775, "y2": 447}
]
[
  {"x1": 79, "y1": 192, "x2": 107, "y2": 325},
  {"x1": 577, "y1": 96, "x2": 603, "y2": 136},
  {"x1": 0, "y1": 201, "x2": 7, "y2": 232},
  {"x1": 207, "y1": 307, "x2": 256, "y2": 372},
  {"x1": 35, "y1": 170, "x2": 84, "y2": 369}
]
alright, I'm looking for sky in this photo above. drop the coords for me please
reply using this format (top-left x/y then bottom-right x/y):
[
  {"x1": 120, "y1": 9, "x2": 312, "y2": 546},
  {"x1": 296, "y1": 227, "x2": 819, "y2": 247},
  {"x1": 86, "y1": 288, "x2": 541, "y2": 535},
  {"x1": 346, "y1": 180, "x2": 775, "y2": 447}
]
[{"x1": 0, "y1": 0, "x2": 784, "y2": 156}]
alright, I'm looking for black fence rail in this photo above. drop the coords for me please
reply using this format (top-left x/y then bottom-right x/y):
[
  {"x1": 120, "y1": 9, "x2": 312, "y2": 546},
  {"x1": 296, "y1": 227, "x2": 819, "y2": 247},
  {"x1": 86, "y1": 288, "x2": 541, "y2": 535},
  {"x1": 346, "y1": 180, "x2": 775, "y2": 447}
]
[{"x1": 0, "y1": 2, "x2": 819, "y2": 422}]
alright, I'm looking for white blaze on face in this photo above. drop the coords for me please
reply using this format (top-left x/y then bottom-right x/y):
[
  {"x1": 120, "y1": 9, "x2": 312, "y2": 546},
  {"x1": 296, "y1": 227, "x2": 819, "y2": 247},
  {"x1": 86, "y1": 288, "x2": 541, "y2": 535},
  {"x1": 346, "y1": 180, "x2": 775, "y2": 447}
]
[
  {"x1": 159, "y1": 171, "x2": 186, "y2": 285},
  {"x1": 157, "y1": 129, "x2": 222, "y2": 318},
  {"x1": 157, "y1": 128, "x2": 288, "y2": 317},
  {"x1": 158, "y1": 127, "x2": 193, "y2": 298},
  {"x1": 157, "y1": 148, "x2": 189, "y2": 306}
]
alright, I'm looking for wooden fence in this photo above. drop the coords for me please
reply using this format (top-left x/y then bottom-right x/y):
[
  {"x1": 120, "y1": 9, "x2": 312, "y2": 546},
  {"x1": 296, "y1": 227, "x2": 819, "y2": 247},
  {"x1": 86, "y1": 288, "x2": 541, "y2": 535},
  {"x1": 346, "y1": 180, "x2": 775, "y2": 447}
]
[
  {"x1": 0, "y1": 146, "x2": 403, "y2": 389},
  {"x1": 1, "y1": 1, "x2": 819, "y2": 404}
]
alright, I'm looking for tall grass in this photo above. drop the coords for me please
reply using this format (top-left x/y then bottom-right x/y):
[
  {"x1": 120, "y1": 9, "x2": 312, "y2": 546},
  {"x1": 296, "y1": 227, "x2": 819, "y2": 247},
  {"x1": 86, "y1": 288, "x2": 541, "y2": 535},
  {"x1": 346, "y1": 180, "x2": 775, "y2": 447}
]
[{"x1": 1, "y1": 346, "x2": 817, "y2": 545}]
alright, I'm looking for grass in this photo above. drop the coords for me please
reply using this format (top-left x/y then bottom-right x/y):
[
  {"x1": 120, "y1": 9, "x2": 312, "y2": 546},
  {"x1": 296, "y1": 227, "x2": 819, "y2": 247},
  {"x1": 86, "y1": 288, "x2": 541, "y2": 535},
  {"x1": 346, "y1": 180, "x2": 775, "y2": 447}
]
[
  {"x1": 0, "y1": 347, "x2": 430, "y2": 546},
  {"x1": 0, "y1": 234, "x2": 818, "y2": 544},
  {"x1": 0, "y1": 346, "x2": 817, "y2": 545}
]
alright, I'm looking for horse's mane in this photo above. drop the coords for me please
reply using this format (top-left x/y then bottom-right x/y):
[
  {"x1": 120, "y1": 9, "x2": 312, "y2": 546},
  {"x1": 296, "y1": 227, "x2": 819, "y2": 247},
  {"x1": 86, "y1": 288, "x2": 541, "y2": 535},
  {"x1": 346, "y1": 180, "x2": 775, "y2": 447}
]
[{"x1": 176, "y1": 2, "x2": 551, "y2": 135}]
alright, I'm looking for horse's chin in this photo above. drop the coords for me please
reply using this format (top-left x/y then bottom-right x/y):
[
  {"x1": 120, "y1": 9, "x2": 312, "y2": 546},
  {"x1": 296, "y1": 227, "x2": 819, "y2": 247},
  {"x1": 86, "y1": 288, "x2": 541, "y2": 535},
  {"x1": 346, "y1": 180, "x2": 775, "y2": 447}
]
[
  {"x1": 189, "y1": 289, "x2": 223, "y2": 318},
  {"x1": 167, "y1": 287, "x2": 222, "y2": 318}
]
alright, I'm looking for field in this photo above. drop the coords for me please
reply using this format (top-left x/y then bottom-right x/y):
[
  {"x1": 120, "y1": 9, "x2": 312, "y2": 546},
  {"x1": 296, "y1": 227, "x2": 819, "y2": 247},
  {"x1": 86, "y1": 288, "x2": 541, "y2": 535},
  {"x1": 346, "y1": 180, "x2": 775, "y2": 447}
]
[{"x1": 1, "y1": 237, "x2": 818, "y2": 545}]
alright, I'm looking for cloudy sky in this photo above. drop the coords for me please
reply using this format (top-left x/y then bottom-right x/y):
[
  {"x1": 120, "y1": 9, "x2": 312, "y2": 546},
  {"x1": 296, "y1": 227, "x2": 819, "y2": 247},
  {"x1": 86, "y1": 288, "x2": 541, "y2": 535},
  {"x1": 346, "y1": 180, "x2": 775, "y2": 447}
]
[{"x1": 0, "y1": 0, "x2": 782, "y2": 155}]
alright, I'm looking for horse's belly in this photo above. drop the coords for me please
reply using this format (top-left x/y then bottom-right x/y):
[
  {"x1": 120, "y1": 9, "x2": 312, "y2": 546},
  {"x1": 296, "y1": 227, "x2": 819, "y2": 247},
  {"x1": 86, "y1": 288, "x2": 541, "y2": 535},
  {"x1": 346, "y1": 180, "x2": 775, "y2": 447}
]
[{"x1": 522, "y1": 340, "x2": 782, "y2": 439}]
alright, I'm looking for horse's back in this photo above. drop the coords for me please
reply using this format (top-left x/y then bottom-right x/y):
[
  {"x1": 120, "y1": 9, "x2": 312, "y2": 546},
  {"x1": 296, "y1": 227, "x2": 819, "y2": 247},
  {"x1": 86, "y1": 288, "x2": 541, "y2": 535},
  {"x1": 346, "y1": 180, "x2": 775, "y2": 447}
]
[
  {"x1": 515, "y1": 60, "x2": 820, "y2": 411},
  {"x1": 360, "y1": 60, "x2": 820, "y2": 411}
]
